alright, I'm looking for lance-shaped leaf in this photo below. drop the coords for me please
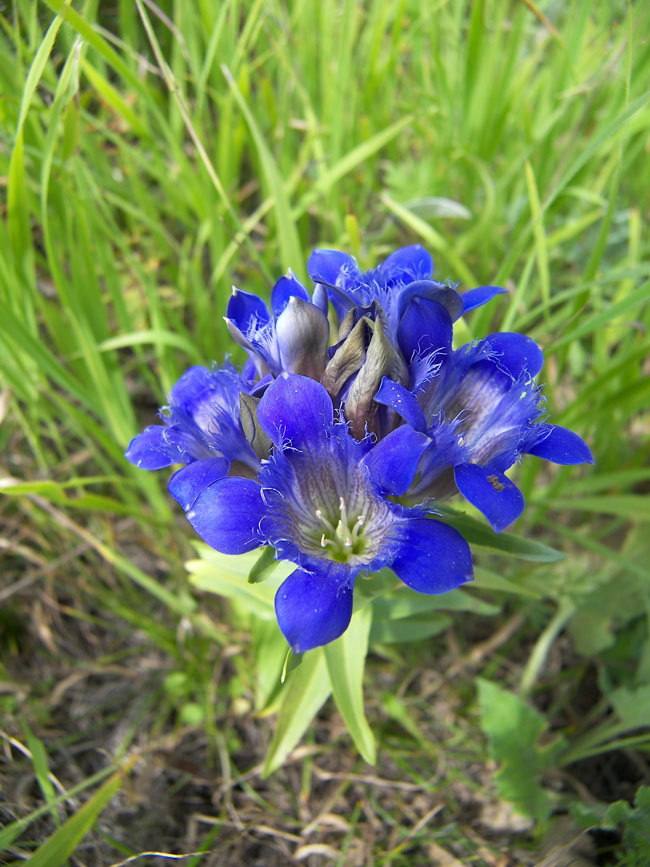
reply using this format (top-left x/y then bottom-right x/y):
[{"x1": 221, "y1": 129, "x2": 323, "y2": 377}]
[{"x1": 324, "y1": 606, "x2": 376, "y2": 764}]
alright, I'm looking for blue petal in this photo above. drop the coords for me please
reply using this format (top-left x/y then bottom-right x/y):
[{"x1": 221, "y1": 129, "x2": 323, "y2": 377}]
[
  {"x1": 397, "y1": 296, "x2": 453, "y2": 362},
  {"x1": 461, "y1": 285, "x2": 508, "y2": 313},
  {"x1": 486, "y1": 333, "x2": 544, "y2": 379},
  {"x1": 226, "y1": 288, "x2": 270, "y2": 333},
  {"x1": 308, "y1": 248, "x2": 357, "y2": 287},
  {"x1": 390, "y1": 517, "x2": 473, "y2": 593},
  {"x1": 275, "y1": 567, "x2": 354, "y2": 653},
  {"x1": 454, "y1": 463, "x2": 525, "y2": 533},
  {"x1": 168, "y1": 457, "x2": 229, "y2": 511},
  {"x1": 124, "y1": 425, "x2": 199, "y2": 469},
  {"x1": 362, "y1": 426, "x2": 430, "y2": 495},
  {"x1": 169, "y1": 366, "x2": 215, "y2": 411},
  {"x1": 257, "y1": 374, "x2": 333, "y2": 449},
  {"x1": 525, "y1": 425, "x2": 594, "y2": 465},
  {"x1": 271, "y1": 271, "x2": 310, "y2": 317},
  {"x1": 374, "y1": 377, "x2": 427, "y2": 431},
  {"x1": 312, "y1": 282, "x2": 329, "y2": 315},
  {"x1": 382, "y1": 244, "x2": 433, "y2": 282},
  {"x1": 186, "y1": 477, "x2": 264, "y2": 554},
  {"x1": 396, "y1": 280, "x2": 464, "y2": 324}
]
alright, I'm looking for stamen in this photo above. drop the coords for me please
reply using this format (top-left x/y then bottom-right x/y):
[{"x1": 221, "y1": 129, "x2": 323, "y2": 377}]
[{"x1": 315, "y1": 508, "x2": 337, "y2": 534}]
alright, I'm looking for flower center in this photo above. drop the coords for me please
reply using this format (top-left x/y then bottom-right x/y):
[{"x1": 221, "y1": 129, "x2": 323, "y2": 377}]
[{"x1": 315, "y1": 496, "x2": 368, "y2": 562}]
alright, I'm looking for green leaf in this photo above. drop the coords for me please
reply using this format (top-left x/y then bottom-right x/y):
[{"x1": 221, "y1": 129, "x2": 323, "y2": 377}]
[
  {"x1": 187, "y1": 544, "x2": 293, "y2": 620},
  {"x1": 474, "y1": 567, "x2": 543, "y2": 599},
  {"x1": 371, "y1": 587, "x2": 498, "y2": 620},
  {"x1": 324, "y1": 607, "x2": 376, "y2": 764},
  {"x1": 263, "y1": 648, "x2": 331, "y2": 777},
  {"x1": 370, "y1": 614, "x2": 451, "y2": 644},
  {"x1": 547, "y1": 495, "x2": 650, "y2": 522},
  {"x1": 23, "y1": 758, "x2": 135, "y2": 867},
  {"x1": 222, "y1": 64, "x2": 304, "y2": 279},
  {"x1": 248, "y1": 546, "x2": 280, "y2": 584},
  {"x1": 477, "y1": 678, "x2": 562, "y2": 822},
  {"x1": 442, "y1": 514, "x2": 566, "y2": 563},
  {"x1": 609, "y1": 685, "x2": 650, "y2": 731},
  {"x1": 602, "y1": 787, "x2": 650, "y2": 858},
  {"x1": 23, "y1": 725, "x2": 59, "y2": 827},
  {"x1": 253, "y1": 619, "x2": 289, "y2": 712}
]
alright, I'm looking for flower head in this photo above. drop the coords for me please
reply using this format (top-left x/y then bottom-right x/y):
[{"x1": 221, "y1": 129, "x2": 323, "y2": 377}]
[
  {"x1": 124, "y1": 241, "x2": 593, "y2": 652},
  {"x1": 124, "y1": 361, "x2": 264, "y2": 511},
  {"x1": 378, "y1": 330, "x2": 594, "y2": 532},
  {"x1": 186, "y1": 374, "x2": 473, "y2": 653},
  {"x1": 308, "y1": 245, "x2": 507, "y2": 366}
]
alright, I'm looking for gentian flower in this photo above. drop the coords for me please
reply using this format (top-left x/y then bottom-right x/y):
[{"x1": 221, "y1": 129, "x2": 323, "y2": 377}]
[
  {"x1": 125, "y1": 241, "x2": 593, "y2": 653},
  {"x1": 125, "y1": 361, "x2": 265, "y2": 512},
  {"x1": 225, "y1": 270, "x2": 330, "y2": 380},
  {"x1": 375, "y1": 328, "x2": 594, "y2": 532},
  {"x1": 308, "y1": 244, "x2": 507, "y2": 364},
  {"x1": 186, "y1": 374, "x2": 473, "y2": 653}
]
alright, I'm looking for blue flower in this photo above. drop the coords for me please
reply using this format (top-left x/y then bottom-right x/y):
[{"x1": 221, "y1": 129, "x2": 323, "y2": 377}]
[
  {"x1": 375, "y1": 331, "x2": 594, "y2": 532},
  {"x1": 308, "y1": 244, "x2": 507, "y2": 362},
  {"x1": 125, "y1": 362, "x2": 264, "y2": 512},
  {"x1": 186, "y1": 374, "x2": 473, "y2": 653},
  {"x1": 225, "y1": 270, "x2": 330, "y2": 380}
]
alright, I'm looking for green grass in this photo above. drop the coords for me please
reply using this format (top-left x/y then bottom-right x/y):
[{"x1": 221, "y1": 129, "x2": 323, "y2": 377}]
[{"x1": 1, "y1": 0, "x2": 650, "y2": 863}]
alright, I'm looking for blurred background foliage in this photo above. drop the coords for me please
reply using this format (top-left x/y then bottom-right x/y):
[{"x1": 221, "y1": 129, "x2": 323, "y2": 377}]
[{"x1": 1, "y1": 0, "x2": 649, "y2": 863}]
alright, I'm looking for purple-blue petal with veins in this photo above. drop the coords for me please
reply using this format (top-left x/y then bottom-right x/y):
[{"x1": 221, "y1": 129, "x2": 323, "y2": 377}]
[
  {"x1": 390, "y1": 517, "x2": 473, "y2": 593},
  {"x1": 374, "y1": 377, "x2": 427, "y2": 431},
  {"x1": 226, "y1": 288, "x2": 270, "y2": 334},
  {"x1": 454, "y1": 463, "x2": 525, "y2": 533},
  {"x1": 485, "y1": 332, "x2": 544, "y2": 379},
  {"x1": 187, "y1": 477, "x2": 264, "y2": 554},
  {"x1": 382, "y1": 244, "x2": 433, "y2": 283},
  {"x1": 125, "y1": 425, "x2": 206, "y2": 469},
  {"x1": 397, "y1": 296, "x2": 453, "y2": 362},
  {"x1": 525, "y1": 425, "x2": 594, "y2": 465},
  {"x1": 168, "y1": 457, "x2": 229, "y2": 511},
  {"x1": 275, "y1": 566, "x2": 353, "y2": 653},
  {"x1": 461, "y1": 285, "x2": 508, "y2": 313},
  {"x1": 308, "y1": 249, "x2": 358, "y2": 288},
  {"x1": 271, "y1": 271, "x2": 310, "y2": 317},
  {"x1": 361, "y1": 426, "x2": 430, "y2": 495},
  {"x1": 257, "y1": 374, "x2": 333, "y2": 449}
]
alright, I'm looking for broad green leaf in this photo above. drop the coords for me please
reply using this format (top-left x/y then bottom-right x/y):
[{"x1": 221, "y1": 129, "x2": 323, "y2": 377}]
[
  {"x1": 609, "y1": 685, "x2": 650, "y2": 731},
  {"x1": 324, "y1": 607, "x2": 375, "y2": 764},
  {"x1": 477, "y1": 679, "x2": 562, "y2": 822},
  {"x1": 442, "y1": 514, "x2": 566, "y2": 563},
  {"x1": 263, "y1": 648, "x2": 331, "y2": 777},
  {"x1": 474, "y1": 567, "x2": 543, "y2": 599},
  {"x1": 371, "y1": 587, "x2": 499, "y2": 621},
  {"x1": 187, "y1": 545, "x2": 293, "y2": 620},
  {"x1": 370, "y1": 614, "x2": 451, "y2": 644}
]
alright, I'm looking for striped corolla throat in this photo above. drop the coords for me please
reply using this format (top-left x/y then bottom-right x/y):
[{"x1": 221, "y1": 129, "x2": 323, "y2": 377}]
[{"x1": 260, "y1": 447, "x2": 394, "y2": 567}]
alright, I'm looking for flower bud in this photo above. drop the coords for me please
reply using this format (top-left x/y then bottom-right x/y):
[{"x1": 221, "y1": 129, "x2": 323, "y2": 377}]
[{"x1": 276, "y1": 296, "x2": 330, "y2": 380}]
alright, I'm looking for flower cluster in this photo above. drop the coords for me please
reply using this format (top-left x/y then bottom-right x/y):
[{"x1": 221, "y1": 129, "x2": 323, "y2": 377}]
[{"x1": 126, "y1": 245, "x2": 592, "y2": 652}]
